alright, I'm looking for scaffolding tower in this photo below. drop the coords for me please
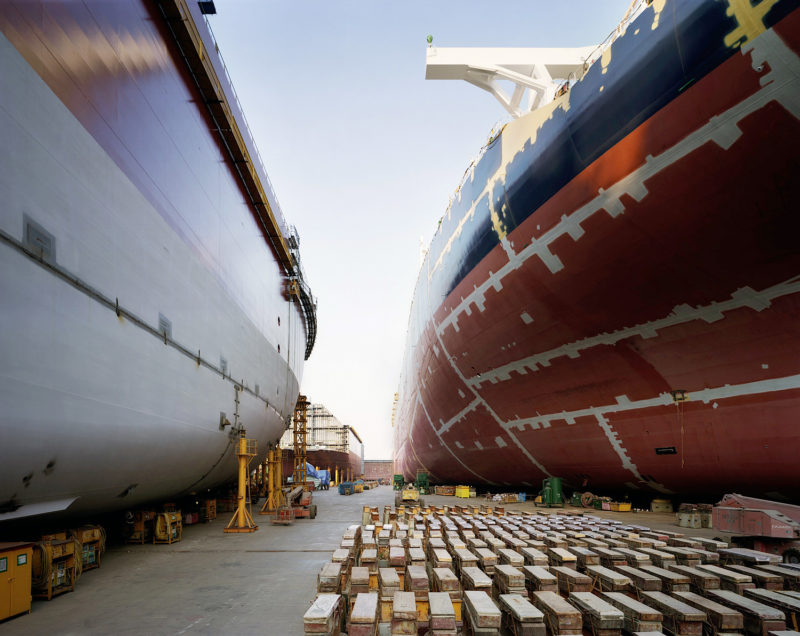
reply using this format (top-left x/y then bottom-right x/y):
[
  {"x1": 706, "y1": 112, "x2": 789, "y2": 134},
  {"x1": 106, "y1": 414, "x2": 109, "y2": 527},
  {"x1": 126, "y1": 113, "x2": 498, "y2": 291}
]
[{"x1": 292, "y1": 395, "x2": 310, "y2": 490}]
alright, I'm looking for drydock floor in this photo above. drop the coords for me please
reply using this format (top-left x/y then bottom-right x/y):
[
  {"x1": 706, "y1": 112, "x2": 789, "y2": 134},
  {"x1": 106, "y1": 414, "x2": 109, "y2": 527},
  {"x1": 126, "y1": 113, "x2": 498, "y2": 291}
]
[{"x1": 3, "y1": 487, "x2": 732, "y2": 635}]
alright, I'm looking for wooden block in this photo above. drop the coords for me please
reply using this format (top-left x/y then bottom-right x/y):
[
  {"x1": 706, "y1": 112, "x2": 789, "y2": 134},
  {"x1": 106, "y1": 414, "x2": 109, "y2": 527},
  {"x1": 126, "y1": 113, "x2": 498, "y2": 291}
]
[
  {"x1": 500, "y1": 593, "x2": 546, "y2": 636},
  {"x1": 668, "y1": 564, "x2": 721, "y2": 593},
  {"x1": 495, "y1": 564, "x2": 526, "y2": 599},
  {"x1": 405, "y1": 565, "x2": 429, "y2": 595},
  {"x1": 641, "y1": 548, "x2": 678, "y2": 568},
  {"x1": 531, "y1": 590, "x2": 583, "y2": 635},
  {"x1": 349, "y1": 592, "x2": 378, "y2": 636},
  {"x1": 462, "y1": 566, "x2": 493, "y2": 592},
  {"x1": 756, "y1": 566, "x2": 800, "y2": 592},
  {"x1": 391, "y1": 591, "x2": 417, "y2": 635},
  {"x1": 641, "y1": 565, "x2": 691, "y2": 592},
  {"x1": 742, "y1": 588, "x2": 800, "y2": 621},
  {"x1": 523, "y1": 565, "x2": 558, "y2": 593},
  {"x1": 570, "y1": 591, "x2": 624, "y2": 634},
  {"x1": 640, "y1": 591, "x2": 707, "y2": 636},
  {"x1": 595, "y1": 547, "x2": 628, "y2": 569},
  {"x1": 602, "y1": 591, "x2": 663, "y2": 634},
  {"x1": 706, "y1": 589, "x2": 786, "y2": 636},
  {"x1": 304, "y1": 593, "x2": 342, "y2": 634},
  {"x1": 318, "y1": 562, "x2": 343, "y2": 593},
  {"x1": 661, "y1": 547, "x2": 702, "y2": 567},
  {"x1": 552, "y1": 565, "x2": 592, "y2": 594},
  {"x1": 549, "y1": 547, "x2": 578, "y2": 569},
  {"x1": 615, "y1": 565, "x2": 662, "y2": 591},
  {"x1": 673, "y1": 590, "x2": 744, "y2": 633},
  {"x1": 380, "y1": 567, "x2": 400, "y2": 597},
  {"x1": 432, "y1": 567, "x2": 459, "y2": 593},
  {"x1": 476, "y1": 547, "x2": 498, "y2": 575},
  {"x1": 521, "y1": 547, "x2": 550, "y2": 567},
  {"x1": 453, "y1": 548, "x2": 479, "y2": 575},
  {"x1": 429, "y1": 591, "x2": 457, "y2": 630},
  {"x1": 432, "y1": 548, "x2": 452, "y2": 569},
  {"x1": 727, "y1": 565, "x2": 783, "y2": 590},
  {"x1": 617, "y1": 547, "x2": 652, "y2": 567},
  {"x1": 407, "y1": 547, "x2": 425, "y2": 567},
  {"x1": 570, "y1": 547, "x2": 601, "y2": 569},
  {"x1": 389, "y1": 546, "x2": 406, "y2": 568},
  {"x1": 697, "y1": 564, "x2": 755, "y2": 593},
  {"x1": 464, "y1": 590, "x2": 502, "y2": 629},
  {"x1": 586, "y1": 564, "x2": 633, "y2": 592}
]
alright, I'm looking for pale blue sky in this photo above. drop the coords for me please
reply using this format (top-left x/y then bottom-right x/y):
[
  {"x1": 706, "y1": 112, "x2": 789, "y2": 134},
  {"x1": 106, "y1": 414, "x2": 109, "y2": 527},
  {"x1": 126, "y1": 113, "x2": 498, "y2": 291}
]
[{"x1": 209, "y1": 1, "x2": 632, "y2": 460}]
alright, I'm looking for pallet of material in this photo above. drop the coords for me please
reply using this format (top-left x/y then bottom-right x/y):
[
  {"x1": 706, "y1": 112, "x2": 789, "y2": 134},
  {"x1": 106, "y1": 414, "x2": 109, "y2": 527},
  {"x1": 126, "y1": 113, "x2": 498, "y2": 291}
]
[
  {"x1": 742, "y1": 588, "x2": 800, "y2": 625},
  {"x1": 616, "y1": 547, "x2": 652, "y2": 568},
  {"x1": 391, "y1": 591, "x2": 417, "y2": 635},
  {"x1": 486, "y1": 537, "x2": 506, "y2": 554},
  {"x1": 464, "y1": 590, "x2": 502, "y2": 634},
  {"x1": 640, "y1": 591, "x2": 707, "y2": 636},
  {"x1": 406, "y1": 565, "x2": 429, "y2": 596},
  {"x1": 570, "y1": 546, "x2": 601, "y2": 569},
  {"x1": 726, "y1": 565, "x2": 784, "y2": 590},
  {"x1": 595, "y1": 547, "x2": 629, "y2": 569},
  {"x1": 453, "y1": 548, "x2": 479, "y2": 576},
  {"x1": 615, "y1": 565, "x2": 663, "y2": 591},
  {"x1": 543, "y1": 534, "x2": 569, "y2": 550},
  {"x1": 432, "y1": 548, "x2": 452, "y2": 570},
  {"x1": 494, "y1": 564, "x2": 526, "y2": 598},
  {"x1": 304, "y1": 593, "x2": 342, "y2": 636},
  {"x1": 462, "y1": 566, "x2": 493, "y2": 594},
  {"x1": 551, "y1": 565, "x2": 593, "y2": 593},
  {"x1": 318, "y1": 562, "x2": 343, "y2": 594},
  {"x1": 673, "y1": 590, "x2": 744, "y2": 635},
  {"x1": 350, "y1": 567, "x2": 371, "y2": 596},
  {"x1": 602, "y1": 591, "x2": 664, "y2": 633},
  {"x1": 498, "y1": 548, "x2": 524, "y2": 568},
  {"x1": 706, "y1": 589, "x2": 786, "y2": 636},
  {"x1": 348, "y1": 592, "x2": 378, "y2": 636},
  {"x1": 696, "y1": 564, "x2": 755, "y2": 593},
  {"x1": 719, "y1": 549, "x2": 781, "y2": 567},
  {"x1": 499, "y1": 593, "x2": 546, "y2": 636},
  {"x1": 661, "y1": 547, "x2": 702, "y2": 567},
  {"x1": 469, "y1": 538, "x2": 488, "y2": 551},
  {"x1": 519, "y1": 546, "x2": 549, "y2": 567},
  {"x1": 586, "y1": 564, "x2": 633, "y2": 592},
  {"x1": 755, "y1": 566, "x2": 800, "y2": 592},
  {"x1": 523, "y1": 565, "x2": 558, "y2": 594},
  {"x1": 640, "y1": 548, "x2": 678, "y2": 568},
  {"x1": 667, "y1": 564, "x2": 721, "y2": 593},
  {"x1": 429, "y1": 591, "x2": 457, "y2": 634},
  {"x1": 548, "y1": 547, "x2": 578, "y2": 569},
  {"x1": 641, "y1": 565, "x2": 691, "y2": 592},
  {"x1": 569, "y1": 591, "x2": 624, "y2": 636},
  {"x1": 531, "y1": 590, "x2": 583, "y2": 635},
  {"x1": 668, "y1": 538, "x2": 703, "y2": 550},
  {"x1": 475, "y1": 547, "x2": 498, "y2": 575},
  {"x1": 691, "y1": 538, "x2": 728, "y2": 551},
  {"x1": 407, "y1": 547, "x2": 426, "y2": 568}
]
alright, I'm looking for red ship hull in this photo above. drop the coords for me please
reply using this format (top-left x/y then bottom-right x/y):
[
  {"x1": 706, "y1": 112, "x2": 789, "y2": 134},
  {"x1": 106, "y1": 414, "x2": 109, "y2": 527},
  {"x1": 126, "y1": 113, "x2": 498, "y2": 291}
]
[{"x1": 394, "y1": 1, "x2": 800, "y2": 500}]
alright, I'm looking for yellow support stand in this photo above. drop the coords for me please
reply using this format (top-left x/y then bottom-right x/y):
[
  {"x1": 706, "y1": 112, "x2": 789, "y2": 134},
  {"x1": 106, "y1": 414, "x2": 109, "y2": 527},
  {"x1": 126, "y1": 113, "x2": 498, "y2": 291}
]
[
  {"x1": 225, "y1": 438, "x2": 258, "y2": 533},
  {"x1": 259, "y1": 446, "x2": 285, "y2": 515}
]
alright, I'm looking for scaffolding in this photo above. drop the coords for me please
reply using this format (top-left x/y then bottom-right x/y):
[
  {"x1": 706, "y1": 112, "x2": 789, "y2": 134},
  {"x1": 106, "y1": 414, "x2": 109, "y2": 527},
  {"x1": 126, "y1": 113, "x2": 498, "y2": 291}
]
[
  {"x1": 292, "y1": 395, "x2": 310, "y2": 490},
  {"x1": 280, "y1": 403, "x2": 351, "y2": 453}
]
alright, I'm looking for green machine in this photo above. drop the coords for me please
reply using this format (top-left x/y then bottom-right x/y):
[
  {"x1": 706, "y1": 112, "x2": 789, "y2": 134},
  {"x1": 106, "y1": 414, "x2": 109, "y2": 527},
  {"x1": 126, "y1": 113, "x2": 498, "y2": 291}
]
[
  {"x1": 393, "y1": 474, "x2": 404, "y2": 491},
  {"x1": 414, "y1": 470, "x2": 429, "y2": 495},
  {"x1": 537, "y1": 477, "x2": 565, "y2": 508}
]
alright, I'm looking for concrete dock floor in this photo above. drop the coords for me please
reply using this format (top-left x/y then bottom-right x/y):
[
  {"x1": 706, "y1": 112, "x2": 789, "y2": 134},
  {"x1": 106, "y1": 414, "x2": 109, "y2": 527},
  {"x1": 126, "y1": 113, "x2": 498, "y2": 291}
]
[{"x1": 3, "y1": 486, "x2": 731, "y2": 635}]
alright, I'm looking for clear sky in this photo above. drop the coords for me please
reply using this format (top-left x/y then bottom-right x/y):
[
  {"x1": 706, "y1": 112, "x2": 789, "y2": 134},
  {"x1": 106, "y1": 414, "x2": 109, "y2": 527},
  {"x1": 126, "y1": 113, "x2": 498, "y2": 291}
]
[{"x1": 209, "y1": 1, "x2": 632, "y2": 460}]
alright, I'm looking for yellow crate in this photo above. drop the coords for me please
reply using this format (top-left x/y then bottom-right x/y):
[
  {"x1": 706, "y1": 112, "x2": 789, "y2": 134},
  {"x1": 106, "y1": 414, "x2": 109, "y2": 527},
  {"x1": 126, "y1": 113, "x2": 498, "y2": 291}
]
[
  {"x1": 610, "y1": 502, "x2": 631, "y2": 512},
  {"x1": 455, "y1": 485, "x2": 470, "y2": 499}
]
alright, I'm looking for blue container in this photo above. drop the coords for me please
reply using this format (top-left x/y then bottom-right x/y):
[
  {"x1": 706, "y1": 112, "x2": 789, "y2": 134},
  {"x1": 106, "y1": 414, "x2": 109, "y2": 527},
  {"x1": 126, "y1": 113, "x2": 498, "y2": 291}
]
[{"x1": 518, "y1": 492, "x2": 526, "y2": 502}]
